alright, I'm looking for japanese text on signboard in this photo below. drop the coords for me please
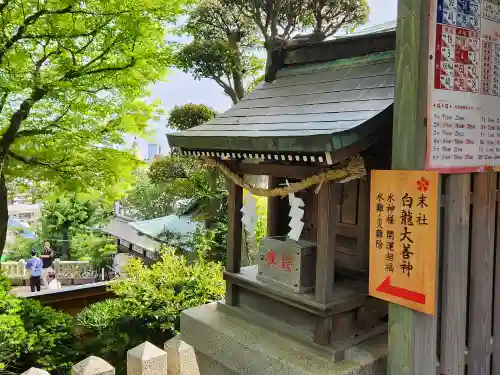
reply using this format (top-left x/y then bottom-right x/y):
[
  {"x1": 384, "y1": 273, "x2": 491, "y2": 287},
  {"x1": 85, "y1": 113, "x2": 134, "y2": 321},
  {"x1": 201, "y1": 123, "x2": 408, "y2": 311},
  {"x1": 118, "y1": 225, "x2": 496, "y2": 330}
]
[{"x1": 369, "y1": 170, "x2": 438, "y2": 315}]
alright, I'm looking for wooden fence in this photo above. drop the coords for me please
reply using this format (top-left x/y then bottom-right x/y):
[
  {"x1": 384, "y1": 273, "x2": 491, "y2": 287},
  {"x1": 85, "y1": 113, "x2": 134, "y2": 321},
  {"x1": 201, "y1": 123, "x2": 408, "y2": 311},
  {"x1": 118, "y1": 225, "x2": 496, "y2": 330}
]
[
  {"x1": 438, "y1": 172, "x2": 500, "y2": 375},
  {"x1": 20, "y1": 338, "x2": 202, "y2": 375}
]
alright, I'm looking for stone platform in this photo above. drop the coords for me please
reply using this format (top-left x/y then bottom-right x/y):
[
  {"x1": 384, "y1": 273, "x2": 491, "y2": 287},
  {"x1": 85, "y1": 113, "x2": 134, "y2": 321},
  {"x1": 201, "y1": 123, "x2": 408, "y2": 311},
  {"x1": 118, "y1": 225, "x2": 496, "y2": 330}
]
[{"x1": 177, "y1": 302, "x2": 388, "y2": 375}]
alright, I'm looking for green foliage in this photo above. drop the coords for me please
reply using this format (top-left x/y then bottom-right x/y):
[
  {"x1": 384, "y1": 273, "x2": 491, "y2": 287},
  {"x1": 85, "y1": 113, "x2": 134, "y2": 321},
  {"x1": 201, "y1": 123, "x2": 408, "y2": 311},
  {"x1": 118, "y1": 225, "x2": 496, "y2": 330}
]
[
  {"x1": 0, "y1": 273, "x2": 79, "y2": 375},
  {"x1": 88, "y1": 244, "x2": 116, "y2": 270},
  {"x1": 0, "y1": 273, "x2": 26, "y2": 370},
  {"x1": 41, "y1": 193, "x2": 112, "y2": 259},
  {"x1": 77, "y1": 251, "x2": 225, "y2": 374},
  {"x1": 121, "y1": 171, "x2": 175, "y2": 220},
  {"x1": 69, "y1": 232, "x2": 114, "y2": 261},
  {"x1": 111, "y1": 250, "x2": 225, "y2": 332},
  {"x1": 227, "y1": 0, "x2": 369, "y2": 42},
  {"x1": 77, "y1": 298, "x2": 129, "y2": 331},
  {"x1": 168, "y1": 103, "x2": 217, "y2": 131},
  {"x1": 42, "y1": 193, "x2": 107, "y2": 232},
  {"x1": 4, "y1": 237, "x2": 39, "y2": 261},
  {"x1": 246, "y1": 74, "x2": 265, "y2": 95},
  {"x1": 0, "y1": 0, "x2": 192, "y2": 256},
  {"x1": 18, "y1": 300, "x2": 79, "y2": 374},
  {"x1": 176, "y1": 0, "x2": 264, "y2": 103}
]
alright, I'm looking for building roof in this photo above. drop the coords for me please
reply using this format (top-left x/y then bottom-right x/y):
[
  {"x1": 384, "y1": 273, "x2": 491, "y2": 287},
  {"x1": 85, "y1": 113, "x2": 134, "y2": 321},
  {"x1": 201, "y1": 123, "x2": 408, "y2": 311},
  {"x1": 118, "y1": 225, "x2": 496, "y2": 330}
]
[
  {"x1": 167, "y1": 25, "x2": 396, "y2": 162},
  {"x1": 129, "y1": 214, "x2": 202, "y2": 242},
  {"x1": 101, "y1": 218, "x2": 161, "y2": 251}
]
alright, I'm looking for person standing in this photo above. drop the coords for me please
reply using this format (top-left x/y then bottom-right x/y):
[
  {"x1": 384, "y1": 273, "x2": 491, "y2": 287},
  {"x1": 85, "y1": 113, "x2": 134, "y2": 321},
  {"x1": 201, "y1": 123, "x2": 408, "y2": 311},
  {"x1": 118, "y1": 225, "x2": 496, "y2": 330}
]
[
  {"x1": 40, "y1": 241, "x2": 54, "y2": 286},
  {"x1": 25, "y1": 249, "x2": 43, "y2": 292}
]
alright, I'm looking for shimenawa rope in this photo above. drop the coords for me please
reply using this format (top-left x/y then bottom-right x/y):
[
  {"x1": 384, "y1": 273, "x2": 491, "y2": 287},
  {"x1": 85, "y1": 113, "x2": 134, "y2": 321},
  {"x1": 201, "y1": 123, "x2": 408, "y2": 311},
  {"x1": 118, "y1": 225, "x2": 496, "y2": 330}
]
[{"x1": 204, "y1": 155, "x2": 366, "y2": 197}]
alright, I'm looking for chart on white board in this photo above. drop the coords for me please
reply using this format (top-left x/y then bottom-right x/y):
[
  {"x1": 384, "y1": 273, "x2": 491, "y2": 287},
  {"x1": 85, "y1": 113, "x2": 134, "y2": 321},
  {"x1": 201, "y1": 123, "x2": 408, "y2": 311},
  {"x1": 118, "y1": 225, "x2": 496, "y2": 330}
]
[{"x1": 427, "y1": 0, "x2": 500, "y2": 172}]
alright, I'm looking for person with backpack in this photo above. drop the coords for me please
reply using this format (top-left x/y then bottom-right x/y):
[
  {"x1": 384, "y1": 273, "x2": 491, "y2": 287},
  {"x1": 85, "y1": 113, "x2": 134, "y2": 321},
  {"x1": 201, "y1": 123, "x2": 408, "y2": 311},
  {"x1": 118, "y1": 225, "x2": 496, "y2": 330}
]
[{"x1": 25, "y1": 249, "x2": 43, "y2": 292}]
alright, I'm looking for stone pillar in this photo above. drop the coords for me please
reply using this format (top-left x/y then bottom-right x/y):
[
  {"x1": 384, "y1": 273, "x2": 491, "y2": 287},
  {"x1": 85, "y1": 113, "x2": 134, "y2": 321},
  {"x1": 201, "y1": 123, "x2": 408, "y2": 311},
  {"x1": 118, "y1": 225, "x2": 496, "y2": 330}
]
[
  {"x1": 127, "y1": 341, "x2": 167, "y2": 375},
  {"x1": 53, "y1": 258, "x2": 60, "y2": 275},
  {"x1": 72, "y1": 356, "x2": 115, "y2": 375},
  {"x1": 21, "y1": 368, "x2": 50, "y2": 375},
  {"x1": 165, "y1": 336, "x2": 200, "y2": 375},
  {"x1": 18, "y1": 259, "x2": 25, "y2": 278}
]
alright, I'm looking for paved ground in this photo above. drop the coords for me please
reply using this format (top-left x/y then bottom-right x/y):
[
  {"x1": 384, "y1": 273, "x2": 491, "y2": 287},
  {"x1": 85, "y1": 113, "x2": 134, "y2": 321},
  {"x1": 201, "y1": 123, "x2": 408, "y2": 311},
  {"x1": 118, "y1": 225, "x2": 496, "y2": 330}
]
[{"x1": 11, "y1": 284, "x2": 73, "y2": 297}]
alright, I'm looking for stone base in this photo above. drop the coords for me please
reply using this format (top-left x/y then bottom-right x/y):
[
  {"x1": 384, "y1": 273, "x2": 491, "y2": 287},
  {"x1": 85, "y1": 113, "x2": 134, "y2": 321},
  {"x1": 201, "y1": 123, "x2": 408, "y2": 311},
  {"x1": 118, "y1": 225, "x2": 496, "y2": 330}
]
[{"x1": 178, "y1": 302, "x2": 387, "y2": 375}]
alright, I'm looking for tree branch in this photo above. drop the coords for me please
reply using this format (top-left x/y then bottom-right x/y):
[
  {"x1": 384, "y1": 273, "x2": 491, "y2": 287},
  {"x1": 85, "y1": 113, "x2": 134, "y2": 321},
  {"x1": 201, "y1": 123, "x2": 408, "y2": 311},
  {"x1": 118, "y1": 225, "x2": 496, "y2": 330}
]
[
  {"x1": 63, "y1": 58, "x2": 136, "y2": 80},
  {"x1": 0, "y1": 91, "x2": 7, "y2": 113},
  {"x1": 0, "y1": 87, "x2": 47, "y2": 153},
  {"x1": 8, "y1": 150, "x2": 55, "y2": 166},
  {"x1": 0, "y1": 5, "x2": 73, "y2": 64}
]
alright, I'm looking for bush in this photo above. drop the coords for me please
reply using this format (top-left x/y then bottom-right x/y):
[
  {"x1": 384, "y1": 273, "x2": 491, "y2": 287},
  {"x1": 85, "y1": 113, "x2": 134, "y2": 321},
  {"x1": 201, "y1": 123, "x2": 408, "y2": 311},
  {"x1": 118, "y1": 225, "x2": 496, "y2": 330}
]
[
  {"x1": 77, "y1": 249, "x2": 225, "y2": 374},
  {"x1": 111, "y1": 248, "x2": 225, "y2": 333},
  {"x1": 0, "y1": 279, "x2": 26, "y2": 371},
  {"x1": 0, "y1": 271, "x2": 80, "y2": 375},
  {"x1": 18, "y1": 299, "x2": 80, "y2": 374}
]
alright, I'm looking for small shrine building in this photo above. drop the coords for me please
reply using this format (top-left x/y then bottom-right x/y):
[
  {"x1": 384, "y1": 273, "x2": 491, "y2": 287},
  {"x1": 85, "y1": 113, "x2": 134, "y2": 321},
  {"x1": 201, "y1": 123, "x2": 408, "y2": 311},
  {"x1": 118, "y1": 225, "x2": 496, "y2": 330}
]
[{"x1": 166, "y1": 23, "x2": 402, "y2": 374}]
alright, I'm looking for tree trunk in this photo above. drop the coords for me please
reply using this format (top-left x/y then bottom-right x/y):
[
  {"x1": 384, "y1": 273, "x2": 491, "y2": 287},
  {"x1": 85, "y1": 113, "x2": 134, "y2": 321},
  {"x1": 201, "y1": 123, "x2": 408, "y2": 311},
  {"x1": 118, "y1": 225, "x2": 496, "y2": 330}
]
[
  {"x1": 227, "y1": 32, "x2": 246, "y2": 101},
  {"x1": 61, "y1": 222, "x2": 70, "y2": 260},
  {"x1": 0, "y1": 171, "x2": 8, "y2": 262},
  {"x1": 224, "y1": 88, "x2": 239, "y2": 105}
]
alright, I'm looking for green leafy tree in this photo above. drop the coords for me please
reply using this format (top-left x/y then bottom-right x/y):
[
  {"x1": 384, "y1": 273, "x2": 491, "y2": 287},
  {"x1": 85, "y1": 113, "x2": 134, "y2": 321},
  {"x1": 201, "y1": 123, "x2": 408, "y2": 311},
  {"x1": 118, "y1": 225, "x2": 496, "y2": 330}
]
[
  {"x1": 4, "y1": 236, "x2": 39, "y2": 261},
  {"x1": 41, "y1": 193, "x2": 110, "y2": 259},
  {"x1": 0, "y1": 0, "x2": 190, "y2": 258},
  {"x1": 121, "y1": 170, "x2": 175, "y2": 220},
  {"x1": 176, "y1": 0, "x2": 264, "y2": 103},
  {"x1": 168, "y1": 103, "x2": 217, "y2": 131},
  {"x1": 69, "y1": 232, "x2": 113, "y2": 261},
  {"x1": 226, "y1": 0, "x2": 369, "y2": 79}
]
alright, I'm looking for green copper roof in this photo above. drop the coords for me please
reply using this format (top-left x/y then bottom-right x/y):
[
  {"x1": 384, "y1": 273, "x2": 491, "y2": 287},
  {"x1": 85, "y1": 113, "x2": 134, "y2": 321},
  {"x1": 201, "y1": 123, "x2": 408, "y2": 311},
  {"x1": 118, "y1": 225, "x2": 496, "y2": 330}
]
[{"x1": 167, "y1": 51, "x2": 395, "y2": 155}]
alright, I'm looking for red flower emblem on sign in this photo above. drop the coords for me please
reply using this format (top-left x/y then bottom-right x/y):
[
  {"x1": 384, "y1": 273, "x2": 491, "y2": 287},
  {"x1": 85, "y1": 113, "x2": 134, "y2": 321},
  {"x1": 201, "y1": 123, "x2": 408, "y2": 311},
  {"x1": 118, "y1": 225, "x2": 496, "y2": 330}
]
[
  {"x1": 416, "y1": 177, "x2": 430, "y2": 192},
  {"x1": 265, "y1": 250, "x2": 277, "y2": 266}
]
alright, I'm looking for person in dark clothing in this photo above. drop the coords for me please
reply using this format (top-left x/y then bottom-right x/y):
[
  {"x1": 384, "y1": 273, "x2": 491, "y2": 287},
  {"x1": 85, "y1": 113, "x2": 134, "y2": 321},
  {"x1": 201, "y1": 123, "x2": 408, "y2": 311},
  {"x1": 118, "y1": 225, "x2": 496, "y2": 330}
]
[
  {"x1": 25, "y1": 249, "x2": 43, "y2": 292},
  {"x1": 40, "y1": 241, "x2": 54, "y2": 286}
]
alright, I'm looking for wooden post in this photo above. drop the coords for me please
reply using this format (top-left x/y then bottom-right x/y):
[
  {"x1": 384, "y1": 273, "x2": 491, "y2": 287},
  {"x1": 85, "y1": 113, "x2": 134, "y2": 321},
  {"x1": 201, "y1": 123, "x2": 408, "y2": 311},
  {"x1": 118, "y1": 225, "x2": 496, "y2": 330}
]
[
  {"x1": 389, "y1": 0, "x2": 438, "y2": 373},
  {"x1": 468, "y1": 173, "x2": 496, "y2": 374},
  {"x1": 315, "y1": 181, "x2": 339, "y2": 304},
  {"x1": 439, "y1": 175, "x2": 470, "y2": 374},
  {"x1": 226, "y1": 180, "x2": 243, "y2": 306}
]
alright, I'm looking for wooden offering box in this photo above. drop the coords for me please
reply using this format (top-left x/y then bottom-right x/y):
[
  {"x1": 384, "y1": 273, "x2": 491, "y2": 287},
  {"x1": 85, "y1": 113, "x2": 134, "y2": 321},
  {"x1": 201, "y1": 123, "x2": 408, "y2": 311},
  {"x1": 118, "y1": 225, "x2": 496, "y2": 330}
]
[{"x1": 257, "y1": 236, "x2": 316, "y2": 294}]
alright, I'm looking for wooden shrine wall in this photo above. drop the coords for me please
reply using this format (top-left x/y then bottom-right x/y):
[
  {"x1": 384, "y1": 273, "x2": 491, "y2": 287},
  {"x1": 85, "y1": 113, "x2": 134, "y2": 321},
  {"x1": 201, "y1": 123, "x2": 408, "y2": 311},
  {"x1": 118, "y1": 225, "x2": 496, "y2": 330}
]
[
  {"x1": 294, "y1": 179, "x2": 369, "y2": 275},
  {"x1": 437, "y1": 172, "x2": 500, "y2": 375}
]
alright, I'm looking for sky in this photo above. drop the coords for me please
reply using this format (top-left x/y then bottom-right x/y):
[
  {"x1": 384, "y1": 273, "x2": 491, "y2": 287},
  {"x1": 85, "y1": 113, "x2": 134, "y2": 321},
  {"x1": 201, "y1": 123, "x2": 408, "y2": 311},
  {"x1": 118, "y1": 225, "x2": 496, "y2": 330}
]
[{"x1": 132, "y1": 0, "x2": 399, "y2": 156}]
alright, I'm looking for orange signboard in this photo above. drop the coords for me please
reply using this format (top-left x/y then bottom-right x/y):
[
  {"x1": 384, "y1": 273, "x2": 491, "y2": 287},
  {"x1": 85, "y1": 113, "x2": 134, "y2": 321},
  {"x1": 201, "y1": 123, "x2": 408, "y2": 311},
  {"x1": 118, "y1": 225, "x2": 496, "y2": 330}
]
[{"x1": 369, "y1": 170, "x2": 439, "y2": 315}]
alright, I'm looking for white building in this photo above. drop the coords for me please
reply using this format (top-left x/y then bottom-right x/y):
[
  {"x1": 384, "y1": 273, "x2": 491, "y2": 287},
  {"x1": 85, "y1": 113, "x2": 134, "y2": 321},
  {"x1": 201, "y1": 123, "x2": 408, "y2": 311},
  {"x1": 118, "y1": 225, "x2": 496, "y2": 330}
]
[{"x1": 8, "y1": 203, "x2": 42, "y2": 226}]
